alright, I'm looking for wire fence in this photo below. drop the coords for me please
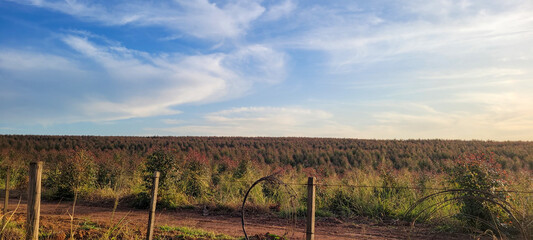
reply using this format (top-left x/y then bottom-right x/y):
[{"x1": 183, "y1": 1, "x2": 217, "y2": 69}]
[
  {"x1": 239, "y1": 175, "x2": 533, "y2": 239},
  {"x1": 227, "y1": 178, "x2": 533, "y2": 194},
  {"x1": 4, "y1": 164, "x2": 532, "y2": 240},
  {"x1": 285, "y1": 182, "x2": 533, "y2": 194}
]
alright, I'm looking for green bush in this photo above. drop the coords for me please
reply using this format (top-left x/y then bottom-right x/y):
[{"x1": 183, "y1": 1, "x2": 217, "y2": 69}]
[
  {"x1": 327, "y1": 189, "x2": 359, "y2": 217},
  {"x1": 143, "y1": 151, "x2": 179, "y2": 191},
  {"x1": 143, "y1": 150, "x2": 182, "y2": 208},
  {"x1": 447, "y1": 153, "x2": 509, "y2": 230},
  {"x1": 180, "y1": 151, "x2": 211, "y2": 200},
  {"x1": 43, "y1": 150, "x2": 97, "y2": 200}
]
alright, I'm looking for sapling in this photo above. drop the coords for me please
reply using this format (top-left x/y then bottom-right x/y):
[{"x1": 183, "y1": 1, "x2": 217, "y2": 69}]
[{"x1": 65, "y1": 149, "x2": 96, "y2": 240}]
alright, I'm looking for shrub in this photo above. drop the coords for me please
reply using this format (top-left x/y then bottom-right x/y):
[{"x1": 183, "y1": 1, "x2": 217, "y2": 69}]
[
  {"x1": 143, "y1": 151, "x2": 179, "y2": 191},
  {"x1": 180, "y1": 151, "x2": 211, "y2": 200},
  {"x1": 447, "y1": 153, "x2": 509, "y2": 230},
  {"x1": 44, "y1": 150, "x2": 97, "y2": 200},
  {"x1": 327, "y1": 189, "x2": 359, "y2": 217},
  {"x1": 142, "y1": 150, "x2": 181, "y2": 208}
]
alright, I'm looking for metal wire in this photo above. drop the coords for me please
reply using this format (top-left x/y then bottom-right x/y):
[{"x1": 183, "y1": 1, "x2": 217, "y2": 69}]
[{"x1": 280, "y1": 182, "x2": 533, "y2": 194}]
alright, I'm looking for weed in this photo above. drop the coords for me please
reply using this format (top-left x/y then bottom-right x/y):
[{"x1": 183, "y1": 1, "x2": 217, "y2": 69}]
[
  {"x1": 158, "y1": 225, "x2": 236, "y2": 239},
  {"x1": 79, "y1": 218, "x2": 99, "y2": 231}
]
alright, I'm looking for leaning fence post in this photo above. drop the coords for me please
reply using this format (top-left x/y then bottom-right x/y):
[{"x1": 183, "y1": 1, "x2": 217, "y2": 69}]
[
  {"x1": 146, "y1": 171, "x2": 160, "y2": 240},
  {"x1": 306, "y1": 177, "x2": 316, "y2": 240},
  {"x1": 26, "y1": 161, "x2": 43, "y2": 240}
]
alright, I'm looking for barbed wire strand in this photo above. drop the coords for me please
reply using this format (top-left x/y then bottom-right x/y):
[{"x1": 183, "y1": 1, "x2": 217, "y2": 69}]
[
  {"x1": 279, "y1": 182, "x2": 533, "y2": 194},
  {"x1": 185, "y1": 177, "x2": 533, "y2": 194}
]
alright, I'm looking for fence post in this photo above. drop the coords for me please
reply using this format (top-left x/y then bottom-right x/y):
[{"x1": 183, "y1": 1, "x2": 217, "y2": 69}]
[
  {"x1": 1, "y1": 168, "x2": 10, "y2": 239},
  {"x1": 146, "y1": 171, "x2": 160, "y2": 240},
  {"x1": 26, "y1": 161, "x2": 43, "y2": 240},
  {"x1": 306, "y1": 177, "x2": 316, "y2": 240}
]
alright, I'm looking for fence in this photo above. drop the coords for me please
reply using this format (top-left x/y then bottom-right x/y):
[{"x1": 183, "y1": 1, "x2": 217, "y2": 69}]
[
  {"x1": 1, "y1": 162, "x2": 164, "y2": 240},
  {"x1": 240, "y1": 175, "x2": 533, "y2": 240},
  {"x1": 2, "y1": 162, "x2": 532, "y2": 239}
]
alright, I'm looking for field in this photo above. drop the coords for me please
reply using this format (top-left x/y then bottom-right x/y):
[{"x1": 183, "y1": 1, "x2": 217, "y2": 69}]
[{"x1": 0, "y1": 135, "x2": 532, "y2": 239}]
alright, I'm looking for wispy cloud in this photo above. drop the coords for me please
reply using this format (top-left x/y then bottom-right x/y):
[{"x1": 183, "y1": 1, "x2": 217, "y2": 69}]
[
  {"x1": 279, "y1": 0, "x2": 533, "y2": 72},
  {"x1": 17, "y1": 0, "x2": 278, "y2": 40},
  {"x1": 205, "y1": 107, "x2": 332, "y2": 125},
  {"x1": 416, "y1": 68, "x2": 526, "y2": 80},
  {"x1": 161, "y1": 118, "x2": 185, "y2": 125},
  {"x1": 66, "y1": 35, "x2": 285, "y2": 122},
  {"x1": 0, "y1": 34, "x2": 286, "y2": 124},
  {"x1": 0, "y1": 49, "x2": 81, "y2": 73},
  {"x1": 148, "y1": 106, "x2": 360, "y2": 137},
  {"x1": 359, "y1": 88, "x2": 533, "y2": 140},
  {"x1": 261, "y1": 0, "x2": 295, "y2": 21}
]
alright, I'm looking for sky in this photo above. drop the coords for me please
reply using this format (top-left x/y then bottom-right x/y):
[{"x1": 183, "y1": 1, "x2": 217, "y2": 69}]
[{"x1": 1, "y1": 0, "x2": 533, "y2": 140}]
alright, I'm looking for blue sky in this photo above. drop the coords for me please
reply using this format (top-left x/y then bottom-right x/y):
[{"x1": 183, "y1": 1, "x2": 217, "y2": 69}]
[{"x1": 1, "y1": 0, "x2": 533, "y2": 140}]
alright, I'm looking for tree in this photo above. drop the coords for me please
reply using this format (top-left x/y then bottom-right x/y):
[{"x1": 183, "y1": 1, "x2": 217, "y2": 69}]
[
  {"x1": 144, "y1": 150, "x2": 179, "y2": 191},
  {"x1": 64, "y1": 149, "x2": 97, "y2": 239},
  {"x1": 97, "y1": 152, "x2": 135, "y2": 220},
  {"x1": 0, "y1": 150, "x2": 25, "y2": 222}
]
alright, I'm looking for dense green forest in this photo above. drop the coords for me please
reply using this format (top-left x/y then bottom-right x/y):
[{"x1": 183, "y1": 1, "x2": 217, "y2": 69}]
[
  {"x1": 1, "y1": 135, "x2": 533, "y2": 173},
  {"x1": 1, "y1": 135, "x2": 532, "y2": 238}
]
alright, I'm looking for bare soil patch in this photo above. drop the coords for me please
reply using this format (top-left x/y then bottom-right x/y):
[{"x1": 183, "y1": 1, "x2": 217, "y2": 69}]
[{"x1": 4, "y1": 199, "x2": 470, "y2": 239}]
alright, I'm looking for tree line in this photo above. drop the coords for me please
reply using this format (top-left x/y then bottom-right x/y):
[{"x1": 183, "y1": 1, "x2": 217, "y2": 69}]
[{"x1": 1, "y1": 135, "x2": 532, "y2": 174}]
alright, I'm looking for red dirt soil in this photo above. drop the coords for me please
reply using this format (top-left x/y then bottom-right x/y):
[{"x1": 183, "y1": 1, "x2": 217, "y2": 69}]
[{"x1": 4, "y1": 199, "x2": 469, "y2": 239}]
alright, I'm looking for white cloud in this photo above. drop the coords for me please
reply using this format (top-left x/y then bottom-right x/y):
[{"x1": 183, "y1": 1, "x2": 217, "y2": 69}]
[
  {"x1": 223, "y1": 45, "x2": 287, "y2": 84},
  {"x1": 161, "y1": 118, "x2": 185, "y2": 125},
  {"x1": 206, "y1": 107, "x2": 332, "y2": 125},
  {"x1": 0, "y1": 49, "x2": 81, "y2": 74},
  {"x1": 149, "y1": 100, "x2": 533, "y2": 140},
  {"x1": 148, "y1": 106, "x2": 361, "y2": 137},
  {"x1": 355, "y1": 88, "x2": 533, "y2": 140},
  {"x1": 281, "y1": 1, "x2": 533, "y2": 72},
  {"x1": 261, "y1": 0, "x2": 296, "y2": 21},
  {"x1": 417, "y1": 68, "x2": 525, "y2": 80},
  {"x1": 18, "y1": 0, "x2": 271, "y2": 40},
  {"x1": 62, "y1": 35, "x2": 285, "y2": 121},
  {"x1": 0, "y1": 35, "x2": 286, "y2": 123}
]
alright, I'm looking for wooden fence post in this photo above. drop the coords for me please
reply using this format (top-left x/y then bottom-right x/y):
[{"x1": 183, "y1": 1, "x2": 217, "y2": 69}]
[
  {"x1": 306, "y1": 177, "x2": 316, "y2": 240},
  {"x1": 1, "y1": 168, "x2": 10, "y2": 239},
  {"x1": 26, "y1": 161, "x2": 43, "y2": 240},
  {"x1": 146, "y1": 171, "x2": 160, "y2": 240}
]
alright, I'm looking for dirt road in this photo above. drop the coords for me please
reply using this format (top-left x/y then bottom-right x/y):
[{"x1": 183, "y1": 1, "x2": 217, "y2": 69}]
[{"x1": 5, "y1": 199, "x2": 467, "y2": 239}]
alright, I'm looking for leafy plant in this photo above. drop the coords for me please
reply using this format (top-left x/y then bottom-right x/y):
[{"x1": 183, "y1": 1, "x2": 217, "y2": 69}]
[
  {"x1": 180, "y1": 150, "x2": 211, "y2": 200},
  {"x1": 144, "y1": 151, "x2": 179, "y2": 191},
  {"x1": 97, "y1": 152, "x2": 135, "y2": 220},
  {"x1": 143, "y1": 150, "x2": 180, "y2": 208},
  {"x1": 447, "y1": 153, "x2": 509, "y2": 231},
  {"x1": 63, "y1": 149, "x2": 97, "y2": 240},
  {"x1": 158, "y1": 225, "x2": 235, "y2": 239},
  {"x1": 79, "y1": 218, "x2": 99, "y2": 230}
]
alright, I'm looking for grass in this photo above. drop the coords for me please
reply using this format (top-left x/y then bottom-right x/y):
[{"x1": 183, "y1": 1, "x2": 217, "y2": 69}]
[
  {"x1": 1, "y1": 222, "x2": 24, "y2": 239},
  {"x1": 158, "y1": 225, "x2": 236, "y2": 239},
  {"x1": 79, "y1": 218, "x2": 100, "y2": 231}
]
